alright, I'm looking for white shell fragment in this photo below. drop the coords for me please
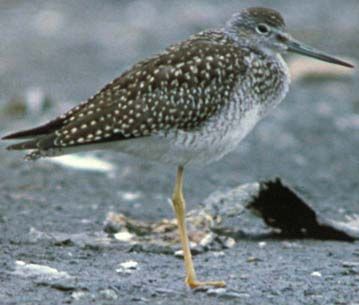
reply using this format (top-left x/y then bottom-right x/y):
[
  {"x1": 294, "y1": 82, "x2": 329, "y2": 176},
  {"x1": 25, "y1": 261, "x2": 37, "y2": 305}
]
[
  {"x1": 114, "y1": 231, "x2": 135, "y2": 242},
  {"x1": 311, "y1": 271, "x2": 322, "y2": 277},
  {"x1": 116, "y1": 260, "x2": 139, "y2": 274},
  {"x1": 13, "y1": 260, "x2": 71, "y2": 279}
]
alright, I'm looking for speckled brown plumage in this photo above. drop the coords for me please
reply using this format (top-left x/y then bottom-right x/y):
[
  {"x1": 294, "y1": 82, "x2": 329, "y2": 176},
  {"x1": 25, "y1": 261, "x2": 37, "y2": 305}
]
[
  {"x1": 5, "y1": 30, "x2": 250, "y2": 156},
  {"x1": 58, "y1": 32, "x2": 248, "y2": 143}
]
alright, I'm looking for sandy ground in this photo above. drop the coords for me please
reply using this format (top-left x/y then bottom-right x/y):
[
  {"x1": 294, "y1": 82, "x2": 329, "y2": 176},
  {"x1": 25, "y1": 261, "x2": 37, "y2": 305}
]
[{"x1": 0, "y1": 1, "x2": 359, "y2": 304}]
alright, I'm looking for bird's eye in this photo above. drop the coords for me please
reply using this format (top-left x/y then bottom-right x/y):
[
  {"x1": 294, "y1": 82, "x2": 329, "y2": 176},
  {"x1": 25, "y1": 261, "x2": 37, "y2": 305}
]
[{"x1": 256, "y1": 24, "x2": 270, "y2": 35}]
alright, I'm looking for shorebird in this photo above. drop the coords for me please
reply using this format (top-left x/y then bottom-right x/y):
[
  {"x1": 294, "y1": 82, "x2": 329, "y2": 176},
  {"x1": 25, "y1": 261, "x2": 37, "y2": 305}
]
[{"x1": 2, "y1": 7, "x2": 353, "y2": 288}]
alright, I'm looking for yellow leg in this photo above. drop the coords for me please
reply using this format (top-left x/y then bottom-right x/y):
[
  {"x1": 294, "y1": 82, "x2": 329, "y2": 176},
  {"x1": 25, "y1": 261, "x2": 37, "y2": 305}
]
[{"x1": 172, "y1": 165, "x2": 226, "y2": 289}]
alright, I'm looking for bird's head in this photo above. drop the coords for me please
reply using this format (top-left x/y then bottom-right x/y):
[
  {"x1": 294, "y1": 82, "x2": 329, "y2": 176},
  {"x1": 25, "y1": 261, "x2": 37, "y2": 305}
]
[{"x1": 225, "y1": 7, "x2": 353, "y2": 68}]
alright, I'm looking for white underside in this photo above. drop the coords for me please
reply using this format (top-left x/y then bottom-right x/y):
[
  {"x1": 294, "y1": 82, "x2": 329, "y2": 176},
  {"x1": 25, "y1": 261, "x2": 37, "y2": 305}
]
[{"x1": 104, "y1": 104, "x2": 263, "y2": 165}]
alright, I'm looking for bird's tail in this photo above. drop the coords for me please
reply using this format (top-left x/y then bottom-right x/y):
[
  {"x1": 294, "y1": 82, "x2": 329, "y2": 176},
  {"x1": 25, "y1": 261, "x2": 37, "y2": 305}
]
[
  {"x1": 3, "y1": 134, "x2": 59, "y2": 160},
  {"x1": 2, "y1": 117, "x2": 64, "y2": 140},
  {"x1": 2, "y1": 121, "x2": 63, "y2": 160}
]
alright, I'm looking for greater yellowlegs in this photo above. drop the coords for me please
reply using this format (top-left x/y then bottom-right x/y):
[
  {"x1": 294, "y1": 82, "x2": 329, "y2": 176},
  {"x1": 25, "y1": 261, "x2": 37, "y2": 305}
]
[{"x1": 3, "y1": 7, "x2": 353, "y2": 288}]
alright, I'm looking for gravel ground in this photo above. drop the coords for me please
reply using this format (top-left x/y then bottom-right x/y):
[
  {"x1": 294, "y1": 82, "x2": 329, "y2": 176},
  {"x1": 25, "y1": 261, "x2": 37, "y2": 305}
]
[{"x1": 0, "y1": 1, "x2": 359, "y2": 304}]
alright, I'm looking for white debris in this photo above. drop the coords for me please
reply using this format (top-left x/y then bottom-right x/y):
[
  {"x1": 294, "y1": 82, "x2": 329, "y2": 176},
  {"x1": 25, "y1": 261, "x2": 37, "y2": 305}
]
[
  {"x1": 174, "y1": 249, "x2": 184, "y2": 258},
  {"x1": 49, "y1": 155, "x2": 114, "y2": 172},
  {"x1": 118, "y1": 191, "x2": 142, "y2": 201},
  {"x1": 258, "y1": 241, "x2": 267, "y2": 248},
  {"x1": 71, "y1": 291, "x2": 87, "y2": 300},
  {"x1": 342, "y1": 261, "x2": 359, "y2": 268},
  {"x1": 223, "y1": 237, "x2": 236, "y2": 248},
  {"x1": 199, "y1": 232, "x2": 214, "y2": 247},
  {"x1": 311, "y1": 271, "x2": 322, "y2": 277},
  {"x1": 99, "y1": 289, "x2": 118, "y2": 300},
  {"x1": 174, "y1": 242, "x2": 197, "y2": 257},
  {"x1": 116, "y1": 260, "x2": 139, "y2": 274},
  {"x1": 120, "y1": 260, "x2": 138, "y2": 269},
  {"x1": 213, "y1": 251, "x2": 225, "y2": 257},
  {"x1": 13, "y1": 260, "x2": 71, "y2": 279},
  {"x1": 207, "y1": 288, "x2": 227, "y2": 295},
  {"x1": 114, "y1": 231, "x2": 134, "y2": 242}
]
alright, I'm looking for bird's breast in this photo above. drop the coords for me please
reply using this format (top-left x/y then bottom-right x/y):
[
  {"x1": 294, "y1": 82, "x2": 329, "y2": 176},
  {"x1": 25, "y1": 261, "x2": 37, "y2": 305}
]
[{"x1": 167, "y1": 53, "x2": 290, "y2": 165}]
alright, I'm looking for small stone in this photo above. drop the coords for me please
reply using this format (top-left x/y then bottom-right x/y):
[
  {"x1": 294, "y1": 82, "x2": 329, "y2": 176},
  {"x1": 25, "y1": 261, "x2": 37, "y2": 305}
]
[
  {"x1": 174, "y1": 250, "x2": 184, "y2": 258},
  {"x1": 131, "y1": 296, "x2": 149, "y2": 302},
  {"x1": 199, "y1": 232, "x2": 214, "y2": 247},
  {"x1": 281, "y1": 241, "x2": 301, "y2": 248},
  {"x1": 342, "y1": 261, "x2": 359, "y2": 268},
  {"x1": 247, "y1": 256, "x2": 261, "y2": 263},
  {"x1": 118, "y1": 191, "x2": 142, "y2": 201},
  {"x1": 99, "y1": 289, "x2": 118, "y2": 300},
  {"x1": 13, "y1": 260, "x2": 71, "y2": 279},
  {"x1": 116, "y1": 260, "x2": 139, "y2": 274},
  {"x1": 114, "y1": 231, "x2": 135, "y2": 242},
  {"x1": 223, "y1": 237, "x2": 236, "y2": 248},
  {"x1": 258, "y1": 241, "x2": 267, "y2": 248},
  {"x1": 213, "y1": 251, "x2": 225, "y2": 257},
  {"x1": 207, "y1": 288, "x2": 227, "y2": 295},
  {"x1": 28, "y1": 227, "x2": 51, "y2": 243},
  {"x1": 311, "y1": 271, "x2": 322, "y2": 277},
  {"x1": 71, "y1": 291, "x2": 87, "y2": 300}
]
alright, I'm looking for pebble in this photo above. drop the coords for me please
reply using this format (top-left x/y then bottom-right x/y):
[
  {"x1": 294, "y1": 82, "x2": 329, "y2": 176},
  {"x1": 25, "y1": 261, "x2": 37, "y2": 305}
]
[
  {"x1": 174, "y1": 250, "x2": 183, "y2": 257},
  {"x1": 311, "y1": 271, "x2": 322, "y2": 277},
  {"x1": 99, "y1": 289, "x2": 118, "y2": 300},
  {"x1": 13, "y1": 260, "x2": 71, "y2": 279},
  {"x1": 212, "y1": 251, "x2": 225, "y2": 257},
  {"x1": 342, "y1": 261, "x2": 359, "y2": 268},
  {"x1": 223, "y1": 237, "x2": 236, "y2": 248},
  {"x1": 114, "y1": 231, "x2": 135, "y2": 242},
  {"x1": 199, "y1": 232, "x2": 214, "y2": 247},
  {"x1": 116, "y1": 260, "x2": 139, "y2": 274},
  {"x1": 258, "y1": 241, "x2": 267, "y2": 248},
  {"x1": 118, "y1": 191, "x2": 142, "y2": 201},
  {"x1": 71, "y1": 291, "x2": 87, "y2": 300},
  {"x1": 247, "y1": 256, "x2": 261, "y2": 263}
]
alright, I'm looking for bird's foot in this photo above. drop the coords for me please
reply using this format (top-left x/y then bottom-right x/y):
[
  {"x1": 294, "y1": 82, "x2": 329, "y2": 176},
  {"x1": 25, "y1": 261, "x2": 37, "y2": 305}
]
[{"x1": 186, "y1": 278, "x2": 226, "y2": 289}]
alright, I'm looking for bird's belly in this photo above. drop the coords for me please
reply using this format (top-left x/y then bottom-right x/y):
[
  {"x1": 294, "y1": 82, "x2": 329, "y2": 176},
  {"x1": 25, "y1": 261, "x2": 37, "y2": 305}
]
[
  {"x1": 109, "y1": 104, "x2": 263, "y2": 166},
  {"x1": 177, "y1": 105, "x2": 263, "y2": 165},
  {"x1": 147, "y1": 104, "x2": 263, "y2": 165}
]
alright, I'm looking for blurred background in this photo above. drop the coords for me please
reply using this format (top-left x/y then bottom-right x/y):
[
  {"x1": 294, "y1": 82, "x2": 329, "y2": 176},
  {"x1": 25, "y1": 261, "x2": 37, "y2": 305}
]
[{"x1": 0, "y1": 0, "x2": 358, "y2": 102}]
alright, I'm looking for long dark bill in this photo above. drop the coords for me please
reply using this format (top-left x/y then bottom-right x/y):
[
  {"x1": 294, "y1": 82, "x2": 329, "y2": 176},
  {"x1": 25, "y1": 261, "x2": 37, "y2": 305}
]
[{"x1": 287, "y1": 40, "x2": 354, "y2": 68}]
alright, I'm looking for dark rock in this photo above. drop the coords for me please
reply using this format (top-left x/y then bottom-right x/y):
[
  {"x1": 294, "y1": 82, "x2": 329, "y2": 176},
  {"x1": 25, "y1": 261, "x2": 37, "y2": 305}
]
[{"x1": 247, "y1": 179, "x2": 358, "y2": 241}]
